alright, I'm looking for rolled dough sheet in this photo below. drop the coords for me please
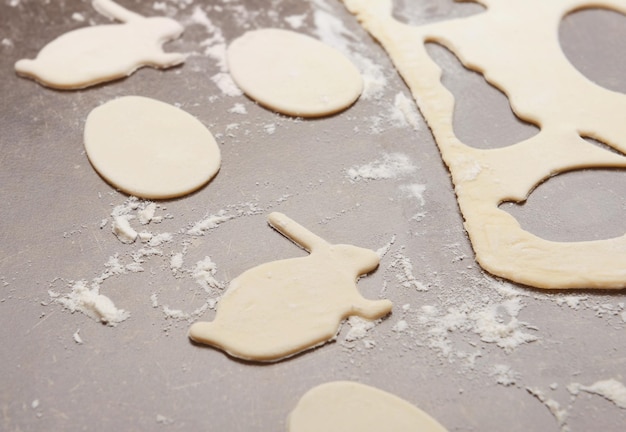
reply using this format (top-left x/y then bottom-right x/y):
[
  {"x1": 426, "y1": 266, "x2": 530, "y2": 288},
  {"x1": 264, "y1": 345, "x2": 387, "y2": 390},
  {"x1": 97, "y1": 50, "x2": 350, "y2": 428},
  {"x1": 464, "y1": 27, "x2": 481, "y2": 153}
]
[
  {"x1": 188, "y1": 212, "x2": 392, "y2": 362},
  {"x1": 342, "y1": 0, "x2": 626, "y2": 289},
  {"x1": 227, "y1": 28, "x2": 363, "y2": 117},
  {"x1": 14, "y1": 0, "x2": 186, "y2": 89},
  {"x1": 84, "y1": 96, "x2": 220, "y2": 199},
  {"x1": 287, "y1": 381, "x2": 448, "y2": 432}
]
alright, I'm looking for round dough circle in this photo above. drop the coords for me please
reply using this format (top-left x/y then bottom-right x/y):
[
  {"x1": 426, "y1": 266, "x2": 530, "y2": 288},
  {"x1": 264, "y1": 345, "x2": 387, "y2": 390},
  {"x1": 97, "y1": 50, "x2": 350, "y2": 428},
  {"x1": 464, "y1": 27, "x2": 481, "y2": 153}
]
[
  {"x1": 227, "y1": 28, "x2": 363, "y2": 117},
  {"x1": 84, "y1": 96, "x2": 220, "y2": 199}
]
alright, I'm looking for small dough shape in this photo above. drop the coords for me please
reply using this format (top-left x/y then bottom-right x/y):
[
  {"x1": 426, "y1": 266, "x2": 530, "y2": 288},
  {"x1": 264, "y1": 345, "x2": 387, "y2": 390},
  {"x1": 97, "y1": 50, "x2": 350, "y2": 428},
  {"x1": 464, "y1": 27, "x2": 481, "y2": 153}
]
[
  {"x1": 287, "y1": 381, "x2": 449, "y2": 432},
  {"x1": 15, "y1": 0, "x2": 186, "y2": 89},
  {"x1": 84, "y1": 96, "x2": 220, "y2": 199},
  {"x1": 227, "y1": 28, "x2": 363, "y2": 117},
  {"x1": 188, "y1": 212, "x2": 392, "y2": 362},
  {"x1": 343, "y1": 0, "x2": 626, "y2": 289}
]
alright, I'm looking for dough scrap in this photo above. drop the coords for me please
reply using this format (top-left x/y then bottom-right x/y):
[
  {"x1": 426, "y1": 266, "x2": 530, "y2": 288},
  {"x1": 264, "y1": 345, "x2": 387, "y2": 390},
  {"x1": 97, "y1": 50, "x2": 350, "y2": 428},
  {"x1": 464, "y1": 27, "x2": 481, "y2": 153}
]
[
  {"x1": 287, "y1": 381, "x2": 448, "y2": 432},
  {"x1": 188, "y1": 212, "x2": 392, "y2": 362},
  {"x1": 227, "y1": 28, "x2": 363, "y2": 117},
  {"x1": 342, "y1": 0, "x2": 626, "y2": 289},
  {"x1": 15, "y1": 0, "x2": 186, "y2": 89},
  {"x1": 84, "y1": 96, "x2": 220, "y2": 199}
]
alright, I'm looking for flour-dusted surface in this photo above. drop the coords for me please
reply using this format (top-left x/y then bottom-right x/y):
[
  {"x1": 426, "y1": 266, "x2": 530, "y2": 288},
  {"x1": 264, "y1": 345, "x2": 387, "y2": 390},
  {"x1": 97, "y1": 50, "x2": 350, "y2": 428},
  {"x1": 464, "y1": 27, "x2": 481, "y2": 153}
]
[{"x1": 1, "y1": 1, "x2": 625, "y2": 431}]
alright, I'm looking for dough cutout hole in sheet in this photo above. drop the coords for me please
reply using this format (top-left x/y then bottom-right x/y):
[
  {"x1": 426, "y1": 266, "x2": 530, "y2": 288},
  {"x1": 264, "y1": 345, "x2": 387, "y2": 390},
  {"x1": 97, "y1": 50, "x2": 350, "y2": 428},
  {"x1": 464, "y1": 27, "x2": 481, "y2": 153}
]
[
  {"x1": 84, "y1": 96, "x2": 220, "y2": 200},
  {"x1": 14, "y1": 0, "x2": 186, "y2": 89},
  {"x1": 500, "y1": 168, "x2": 626, "y2": 243},
  {"x1": 392, "y1": 0, "x2": 484, "y2": 26},
  {"x1": 559, "y1": 7, "x2": 626, "y2": 94},
  {"x1": 342, "y1": 0, "x2": 626, "y2": 289},
  {"x1": 424, "y1": 42, "x2": 539, "y2": 150},
  {"x1": 287, "y1": 381, "x2": 448, "y2": 432},
  {"x1": 227, "y1": 28, "x2": 364, "y2": 117},
  {"x1": 188, "y1": 212, "x2": 392, "y2": 362}
]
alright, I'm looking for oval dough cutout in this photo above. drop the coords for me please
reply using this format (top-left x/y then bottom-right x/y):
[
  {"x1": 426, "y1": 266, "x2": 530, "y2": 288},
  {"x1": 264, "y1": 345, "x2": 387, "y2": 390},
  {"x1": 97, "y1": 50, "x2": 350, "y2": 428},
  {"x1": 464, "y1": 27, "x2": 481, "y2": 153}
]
[
  {"x1": 227, "y1": 28, "x2": 363, "y2": 117},
  {"x1": 84, "y1": 96, "x2": 220, "y2": 199},
  {"x1": 288, "y1": 381, "x2": 448, "y2": 432}
]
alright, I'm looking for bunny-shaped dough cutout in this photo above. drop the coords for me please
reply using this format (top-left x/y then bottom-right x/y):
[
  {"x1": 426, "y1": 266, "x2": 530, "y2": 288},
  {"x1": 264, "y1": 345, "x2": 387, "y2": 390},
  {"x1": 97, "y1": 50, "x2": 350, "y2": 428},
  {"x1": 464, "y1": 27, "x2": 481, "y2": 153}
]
[
  {"x1": 188, "y1": 212, "x2": 392, "y2": 362},
  {"x1": 15, "y1": 0, "x2": 186, "y2": 89}
]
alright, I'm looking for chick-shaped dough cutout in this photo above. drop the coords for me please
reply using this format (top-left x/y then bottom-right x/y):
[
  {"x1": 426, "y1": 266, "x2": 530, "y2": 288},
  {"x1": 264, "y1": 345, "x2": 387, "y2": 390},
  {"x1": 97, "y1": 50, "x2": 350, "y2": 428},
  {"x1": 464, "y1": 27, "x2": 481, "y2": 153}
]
[
  {"x1": 188, "y1": 212, "x2": 392, "y2": 362},
  {"x1": 288, "y1": 381, "x2": 448, "y2": 432},
  {"x1": 14, "y1": 0, "x2": 186, "y2": 89}
]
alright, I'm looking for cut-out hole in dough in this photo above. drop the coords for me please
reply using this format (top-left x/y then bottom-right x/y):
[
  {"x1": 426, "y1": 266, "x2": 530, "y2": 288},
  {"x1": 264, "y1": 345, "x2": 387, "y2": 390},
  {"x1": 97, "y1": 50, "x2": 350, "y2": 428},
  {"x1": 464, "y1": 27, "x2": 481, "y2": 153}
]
[
  {"x1": 392, "y1": 0, "x2": 485, "y2": 26},
  {"x1": 583, "y1": 136, "x2": 626, "y2": 157},
  {"x1": 560, "y1": 7, "x2": 626, "y2": 94},
  {"x1": 425, "y1": 42, "x2": 539, "y2": 149},
  {"x1": 500, "y1": 169, "x2": 626, "y2": 242}
]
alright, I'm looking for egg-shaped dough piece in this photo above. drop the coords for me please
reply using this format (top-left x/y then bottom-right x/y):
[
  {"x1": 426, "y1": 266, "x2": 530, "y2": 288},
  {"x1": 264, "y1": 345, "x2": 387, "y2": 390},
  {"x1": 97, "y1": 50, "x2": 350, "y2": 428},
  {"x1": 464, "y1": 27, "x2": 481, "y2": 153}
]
[
  {"x1": 84, "y1": 96, "x2": 220, "y2": 199},
  {"x1": 288, "y1": 381, "x2": 448, "y2": 432},
  {"x1": 227, "y1": 28, "x2": 363, "y2": 117}
]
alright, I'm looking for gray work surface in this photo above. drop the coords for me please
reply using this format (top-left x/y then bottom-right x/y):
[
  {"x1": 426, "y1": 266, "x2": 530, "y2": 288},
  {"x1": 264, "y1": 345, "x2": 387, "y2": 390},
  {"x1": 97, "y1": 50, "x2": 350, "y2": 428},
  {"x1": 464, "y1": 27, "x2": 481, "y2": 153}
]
[{"x1": 1, "y1": 1, "x2": 625, "y2": 431}]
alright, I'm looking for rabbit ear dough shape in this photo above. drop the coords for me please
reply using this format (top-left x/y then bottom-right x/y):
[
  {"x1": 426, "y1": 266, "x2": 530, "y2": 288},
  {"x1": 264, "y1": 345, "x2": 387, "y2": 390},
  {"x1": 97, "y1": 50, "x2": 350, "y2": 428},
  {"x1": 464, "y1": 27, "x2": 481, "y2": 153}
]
[
  {"x1": 84, "y1": 96, "x2": 220, "y2": 199},
  {"x1": 288, "y1": 381, "x2": 448, "y2": 432},
  {"x1": 14, "y1": 0, "x2": 186, "y2": 89},
  {"x1": 227, "y1": 28, "x2": 363, "y2": 117},
  {"x1": 188, "y1": 212, "x2": 392, "y2": 362}
]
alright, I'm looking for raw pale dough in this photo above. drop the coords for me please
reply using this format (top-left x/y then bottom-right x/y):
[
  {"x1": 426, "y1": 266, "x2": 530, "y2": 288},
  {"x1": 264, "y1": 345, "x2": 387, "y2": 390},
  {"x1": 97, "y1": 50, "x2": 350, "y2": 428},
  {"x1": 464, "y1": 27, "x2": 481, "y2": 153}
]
[
  {"x1": 227, "y1": 28, "x2": 363, "y2": 117},
  {"x1": 15, "y1": 0, "x2": 186, "y2": 89},
  {"x1": 188, "y1": 212, "x2": 392, "y2": 362},
  {"x1": 287, "y1": 381, "x2": 448, "y2": 432},
  {"x1": 84, "y1": 96, "x2": 220, "y2": 199},
  {"x1": 343, "y1": 0, "x2": 626, "y2": 289}
]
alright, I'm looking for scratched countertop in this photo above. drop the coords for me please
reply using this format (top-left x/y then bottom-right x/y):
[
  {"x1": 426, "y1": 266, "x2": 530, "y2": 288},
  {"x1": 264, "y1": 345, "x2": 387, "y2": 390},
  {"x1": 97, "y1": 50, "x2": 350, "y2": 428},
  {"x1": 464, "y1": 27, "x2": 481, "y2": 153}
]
[{"x1": 1, "y1": 1, "x2": 625, "y2": 431}]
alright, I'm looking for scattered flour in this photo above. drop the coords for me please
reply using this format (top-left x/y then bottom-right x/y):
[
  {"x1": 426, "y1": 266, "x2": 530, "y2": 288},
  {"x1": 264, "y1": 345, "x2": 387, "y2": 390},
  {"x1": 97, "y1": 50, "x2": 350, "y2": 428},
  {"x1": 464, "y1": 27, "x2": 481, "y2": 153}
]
[
  {"x1": 187, "y1": 211, "x2": 236, "y2": 236},
  {"x1": 49, "y1": 196, "x2": 275, "y2": 326},
  {"x1": 386, "y1": 272, "x2": 539, "y2": 366},
  {"x1": 150, "y1": 293, "x2": 159, "y2": 308},
  {"x1": 264, "y1": 123, "x2": 276, "y2": 134},
  {"x1": 111, "y1": 215, "x2": 138, "y2": 244},
  {"x1": 188, "y1": 5, "x2": 243, "y2": 97},
  {"x1": 49, "y1": 279, "x2": 130, "y2": 326},
  {"x1": 568, "y1": 379, "x2": 626, "y2": 409},
  {"x1": 392, "y1": 319, "x2": 409, "y2": 333},
  {"x1": 346, "y1": 153, "x2": 416, "y2": 181},
  {"x1": 156, "y1": 414, "x2": 175, "y2": 425},
  {"x1": 285, "y1": 13, "x2": 307, "y2": 29},
  {"x1": 343, "y1": 316, "x2": 378, "y2": 349},
  {"x1": 72, "y1": 329, "x2": 84, "y2": 344},
  {"x1": 311, "y1": 0, "x2": 387, "y2": 100},
  {"x1": 211, "y1": 72, "x2": 243, "y2": 97},
  {"x1": 491, "y1": 364, "x2": 520, "y2": 387},
  {"x1": 229, "y1": 103, "x2": 247, "y2": 114},
  {"x1": 387, "y1": 252, "x2": 429, "y2": 292},
  {"x1": 527, "y1": 387, "x2": 570, "y2": 432},
  {"x1": 389, "y1": 92, "x2": 421, "y2": 130}
]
